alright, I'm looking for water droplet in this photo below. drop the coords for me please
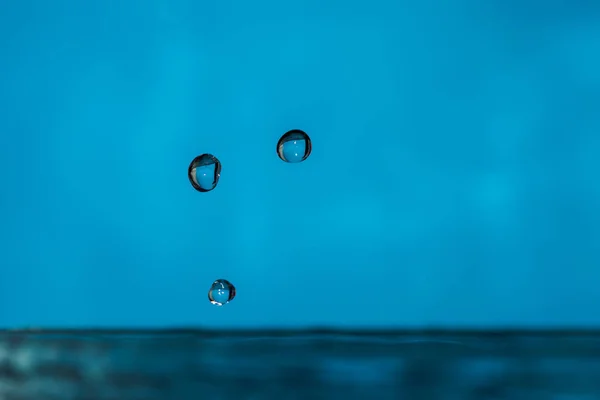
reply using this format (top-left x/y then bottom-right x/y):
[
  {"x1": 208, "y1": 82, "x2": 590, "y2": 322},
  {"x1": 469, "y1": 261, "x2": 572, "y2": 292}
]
[
  {"x1": 188, "y1": 154, "x2": 221, "y2": 192},
  {"x1": 276, "y1": 130, "x2": 312, "y2": 163},
  {"x1": 208, "y1": 279, "x2": 236, "y2": 306}
]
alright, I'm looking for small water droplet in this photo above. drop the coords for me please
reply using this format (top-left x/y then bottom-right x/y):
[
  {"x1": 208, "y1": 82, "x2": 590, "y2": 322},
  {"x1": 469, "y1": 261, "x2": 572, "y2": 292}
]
[
  {"x1": 277, "y1": 130, "x2": 312, "y2": 163},
  {"x1": 188, "y1": 154, "x2": 221, "y2": 192},
  {"x1": 208, "y1": 279, "x2": 236, "y2": 306}
]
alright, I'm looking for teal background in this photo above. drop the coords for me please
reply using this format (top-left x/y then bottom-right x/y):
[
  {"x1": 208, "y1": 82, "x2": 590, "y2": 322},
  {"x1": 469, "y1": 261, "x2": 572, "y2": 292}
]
[{"x1": 1, "y1": 0, "x2": 599, "y2": 328}]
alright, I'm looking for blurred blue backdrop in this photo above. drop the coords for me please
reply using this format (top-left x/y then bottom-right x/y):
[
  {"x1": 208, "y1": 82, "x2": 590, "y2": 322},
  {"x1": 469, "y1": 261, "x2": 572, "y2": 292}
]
[{"x1": 0, "y1": 0, "x2": 599, "y2": 328}]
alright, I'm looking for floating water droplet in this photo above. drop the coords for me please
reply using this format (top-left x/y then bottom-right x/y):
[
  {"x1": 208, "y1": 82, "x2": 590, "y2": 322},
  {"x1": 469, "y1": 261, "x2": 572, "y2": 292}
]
[
  {"x1": 188, "y1": 154, "x2": 221, "y2": 192},
  {"x1": 276, "y1": 130, "x2": 312, "y2": 163},
  {"x1": 208, "y1": 279, "x2": 236, "y2": 306}
]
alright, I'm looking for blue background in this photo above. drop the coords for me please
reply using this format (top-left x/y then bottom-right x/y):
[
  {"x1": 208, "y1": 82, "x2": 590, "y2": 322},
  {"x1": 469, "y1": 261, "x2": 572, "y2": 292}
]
[{"x1": 1, "y1": 0, "x2": 599, "y2": 328}]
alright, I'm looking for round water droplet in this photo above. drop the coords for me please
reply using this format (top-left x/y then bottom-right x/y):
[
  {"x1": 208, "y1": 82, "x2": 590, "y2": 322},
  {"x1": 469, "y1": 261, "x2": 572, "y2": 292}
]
[
  {"x1": 276, "y1": 129, "x2": 312, "y2": 163},
  {"x1": 208, "y1": 279, "x2": 236, "y2": 306},
  {"x1": 188, "y1": 154, "x2": 222, "y2": 192}
]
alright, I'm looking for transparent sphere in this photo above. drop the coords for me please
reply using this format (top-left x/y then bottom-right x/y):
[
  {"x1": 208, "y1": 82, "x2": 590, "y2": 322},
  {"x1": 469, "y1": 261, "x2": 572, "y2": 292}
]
[
  {"x1": 276, "y1": 130, "x2": 312, "y2": 163},
  {"x1": 188, "y1": 154, "x2": 221, "y2": 192},
  {"x1": 208, "y1": 279, "x2": 236, "y2": 306}
]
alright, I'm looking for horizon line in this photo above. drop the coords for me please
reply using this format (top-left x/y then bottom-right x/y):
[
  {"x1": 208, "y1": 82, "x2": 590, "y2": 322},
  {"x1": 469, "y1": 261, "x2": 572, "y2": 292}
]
[{"x1": 2, "y1": 327, "x2": 600, "y2": 337}]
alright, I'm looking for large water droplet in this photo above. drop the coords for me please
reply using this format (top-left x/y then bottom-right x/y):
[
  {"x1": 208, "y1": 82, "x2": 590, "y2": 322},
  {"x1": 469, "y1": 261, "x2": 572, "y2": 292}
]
[
  {"x1": 188, "y1": 154, "x2": 221, "y2": 192},
  {"x1": 276, "y1": 130, "x2": 312, "y2": 163},
  {"x1": 208, "y1": 279, "x2": 236, "y2": 306}
]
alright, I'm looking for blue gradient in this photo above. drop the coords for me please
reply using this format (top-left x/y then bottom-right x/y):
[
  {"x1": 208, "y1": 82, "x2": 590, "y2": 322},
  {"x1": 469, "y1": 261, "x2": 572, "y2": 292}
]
[{"x1": 1, "y1": 0, "x2": 599, "y2": 328}]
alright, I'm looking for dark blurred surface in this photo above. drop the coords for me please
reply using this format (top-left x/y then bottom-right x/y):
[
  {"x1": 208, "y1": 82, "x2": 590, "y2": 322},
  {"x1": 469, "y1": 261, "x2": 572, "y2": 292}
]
[{"x1": 1, "y1": 329, "x2": 600, "y2": 399}]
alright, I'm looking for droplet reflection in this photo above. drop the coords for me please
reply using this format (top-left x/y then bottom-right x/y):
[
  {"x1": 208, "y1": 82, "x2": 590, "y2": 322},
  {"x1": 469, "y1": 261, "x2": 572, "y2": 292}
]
[
  {"x1": 208, "y1": 279, "x2": 236, "y2": 306},
  {"x1": 188, "y1": 154, "x2": 221, "y2": 192},
  {"x1": 276, "y1": 130, "x2": 312, "y2": 163}
]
